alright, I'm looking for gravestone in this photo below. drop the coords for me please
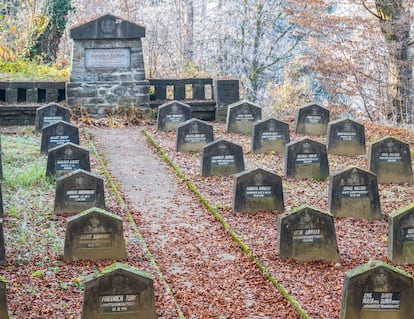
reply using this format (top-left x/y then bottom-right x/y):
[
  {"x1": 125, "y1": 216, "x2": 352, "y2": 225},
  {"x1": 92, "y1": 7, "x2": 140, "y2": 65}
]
[
  {"x1": 226, "y1": 100, "x2": 262, "y2": 135},
  {"x1": 66, "y1": 14, "x2": 150, "y2": 115},
  {"x1": 47, "y1": 142, "x2": 91, "y2": 178},
  {"x1": 176, "y1": 118, "x2": 214, "y2": 152},
  {"x1": 64, "y1": 207, "x2": 126, "y2": 261},
  {"x1": 201, "y1": 138, "x2": 245, "y2": 176},
  {"x1": 0, "y1": 183, "x2": 3, "y2": 218},
  {"x1": 277, "y1": 205, "x2": 339, "y2": 262},
  {"x1": 54, "y1": 169, "x2": 105, "y2": 214},
  {"x1": 285, "y1": 138, "x2": 330, "y2": 180},
  {"x1": 327, "y1": 118, "x2": 366, "y2": 156},
  {"x1": 368, "y1": 136, "x2": 413, "y2": 184},
  {"x1": 295, "y1": 103, "x2": 330, "y2": 136},
  {"x1": 40, "y1": 120, "x2": 80, "y2": 154},
  {"x1": 388, "y1": 203, "x2": 414, "y2": 264},
  {"x1": 0, "y1": 221, "x2": 5, "y2": 265},
  {"x1": 0, "y1": 279, "x2": 8, "y2": 319},
  {"x1": 157, "y1": 100, "x2": 192, "y2": 132},
  {"x1": 34, "y1": 103, "x2": 71, "y2": 132},
  {"x1": 214, "y1": 79, "x2": 240, "y2": 121},
  {"x1": 251, "y1": 118, "x2": 290, "y2": 154},
  {"x1": 232, "y1": 168, "x2": 284, "y2": 212},
  {"x1": 328, "y1": 167, "x2": 380, "y2": 219},
  {"x1": 340, "y1": 260, "x2": 414, "y2": 319},
  {"x1": 82, "y1": 262, "x2": 157, "y2": 319}
]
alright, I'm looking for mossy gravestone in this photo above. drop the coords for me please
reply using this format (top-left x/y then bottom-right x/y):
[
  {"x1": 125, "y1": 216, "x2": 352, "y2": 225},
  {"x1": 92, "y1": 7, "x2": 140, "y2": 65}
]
[
  {"x1": 54, "y1": 169, "x2": 105, "y2": 214},
  {"x1": 251, "y1": 118, "x2": 290, "y2": 154},
  {"x1": 34, "y1": 103, "x2": 71, "y2": 132},
  {"x1": 285, "y1": 138, "x2": 329, "y2": 180},
  {"x1": 201, "y1": 138, "x2": 244, "y2": 176},
  {"x1": 368, "y1": 136, "x2": 413, "y2": 185},
  {"x1": 0, "y1": 279, "x2": 8, "y2": 319},
  {"x1": 327, "y1": 118, "x2": 366, "y2": 156},
  {"x1": 40, "y1": 120, "x2": 80, "y2": 154},
  {"x1": 295, "y1": 103, "x2": 329, "y2": 136},
  {"x1": 328, "y1": 167, "x2": 380, "y2": 219},
  {"x1": 226, "y1": 100, "x2": 261, "y2": 135},
  {"x1": 232, "y1": 168, "x2": 284, "y2": 212},
  {"x1": 157, "y1": 100, "x2": 191, "y2": 132},
  {"x1": 82, "y1": 263, "x2": 157, "y2": 319},
  {"x1": 176, "y1": 118, "x2": 214, "y2": 152},
  {"x1": 389, "y1": 203, "x2": 414, "y2": 264},
  {"x1": 340, "y1": 260, "x2": 414, "y2": 319},
  {"x1": 47, "y1": 142, "x2": 91, "y2": 178},
  {"x1": 64, "y1": 207, "x2": 126, "y2": 261},
  {"x1": 277, "y1": 206, "x2": 339, "y2": 262}
]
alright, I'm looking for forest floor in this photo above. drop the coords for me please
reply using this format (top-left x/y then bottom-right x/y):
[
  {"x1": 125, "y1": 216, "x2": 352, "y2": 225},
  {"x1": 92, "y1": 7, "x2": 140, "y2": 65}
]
[{"x1": 1, "y1": 119, "x2": 414, "y2": 318}]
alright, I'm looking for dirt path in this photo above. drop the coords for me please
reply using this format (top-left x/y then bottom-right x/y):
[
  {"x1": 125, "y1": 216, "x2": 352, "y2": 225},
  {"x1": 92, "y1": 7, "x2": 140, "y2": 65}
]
[{"x1": 87, "y1": 126, "x2": 300, "y2": 319}]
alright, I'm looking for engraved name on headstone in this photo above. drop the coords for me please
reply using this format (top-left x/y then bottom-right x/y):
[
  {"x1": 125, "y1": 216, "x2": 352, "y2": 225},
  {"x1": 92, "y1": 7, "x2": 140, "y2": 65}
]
[
  {"x1": 327, "y1": 118, "x2": 366, "y2": 156},
  {"x1": 295, "y1": 103, "x2": 330, "y2": 136},
  {"x1": 251, "y1": 118, "x2": 290, "y2": 154},
  {"x1": 389, "y1": 203, "x2": 414, "y2": 264},
  {"x1": 35, "y1": 103, "x2": 71, "y2": 132},
  {"x1": 85, "y1": 48, "x2": 131, "y2": 68},
  {"x1": 226, "y1": 100, "x2": 262, "y2": 135},
  {"x1": 40, "y1": 120, "x2": 80, "y2": 154},
  {"x1": 157, "y1": 100, "x2": 192, "y2": 132},
  {"x1": 176, "y1": 118, "x2": 214, "y2": 152}
]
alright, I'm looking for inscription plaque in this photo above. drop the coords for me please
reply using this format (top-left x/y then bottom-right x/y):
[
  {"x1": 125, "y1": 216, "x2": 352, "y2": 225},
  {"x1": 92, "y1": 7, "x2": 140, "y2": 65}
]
[
  {"x1": 77, "y1": 233, "x2": 112, "y2": 249},
  {"x1": 261, "y1": 131, "x2": 284, "y2": 141},
  {"x1": 43, "y1": 116, "x2": 63, "y2": 128},
  {"x1": 56, "y1": 159, "x2": 81, "y2": 172},
  {"x1": 85, "y1": 48, "x2": 131, "y2": 68},
  {"x1": 49, "y1": 135, "x2": 71, "y2": 146},
  {"x1": 305, "y1": 115, "x2": 322, "y2": 124},
  {"x1": 184, "y1": 133, "x2": 206, "y2": 143},
  {"x1": 379, "y1": 152, "x2": 402, "y2": 163},
  {"x1": 336, "y1": 131, "x2": 357, "y2": 141},
  {"x1": 296, "y1": 153, "x2": 320, "y2": 164},
  {"x1": 292, "y1": 228, "x2": 323, "y2": 243},
  {"x1": 362, "y1": 292, "x2": 401, "y2": 310},
  {"x1": 403, "y1": 228, "x2": 414, "y2": 242},
  {"x1": 211, "y1": 155, "x2": 235, "y2": 166},
  {"x1": 245, "y1": 186, "x2": 272, "y2": 198},
  {"x1": 100, "y1": 294, "x2": 141, "y2": 313},
  {"x1": 340, "y1": 185, "x2": 369, "y2": 198},
  {"x1": 66, "y1": 189, "x2": 95, "y2": 202}
]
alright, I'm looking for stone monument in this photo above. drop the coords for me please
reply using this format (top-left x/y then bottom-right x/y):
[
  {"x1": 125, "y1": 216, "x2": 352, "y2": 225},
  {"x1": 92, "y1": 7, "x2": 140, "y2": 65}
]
[
  {"x1": 327, "y1": 118, "x2": 366, "y2": 156},
  {"x1": 226, "y1": 100, "x2": 262, "y2": 135},
  {"x1": 295, "y1": 103, "x2": 329, "y2": 136},
  {"x1": 176, "y1": 118, "x2": 214, "y2": 152},
  {"x1": 34, "y1": 103, "x2": 71, "y2": 132},
  {"x1": 251, "y1": 118, "x2": 290, "y2": 154},
  {"x1": 157, "y1": 100, "x2": 192, "y2": 132},
  {"x1": 40, "y1": 120, "x2": 79, "y2": 154}
]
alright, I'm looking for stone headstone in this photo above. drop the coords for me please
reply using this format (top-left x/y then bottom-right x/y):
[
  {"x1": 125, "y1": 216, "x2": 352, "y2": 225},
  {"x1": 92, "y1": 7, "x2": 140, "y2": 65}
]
[
  {"x1": 157, "y1": 100, "x2": 192, "y2": 132},
  {"x1": 40, "y1": 120, "x2": 80, "y2": 154},
  {"x1": 226, "y1": 100, "x2": 262, "y2": 135},
  {"x1": 54, "y1": 169, "x2": 105, "y2": 214},
  {"x1": 328, "y1": 167, "x2": 380, "y2": 219},
  {"x1": 176, "y1": 118, "x2": 214, "y2": 152},
  {"x1": 214, "y1": 79, "x2": 240, "y2": 121},
  {"x1": 34, "y1": 103, "x2": 71, "y2": 132},
  {"x1": 82, "y1": 263, "x2": 157, "y2": 319},
  {"x1": 295, "y1": 103, "x2": 329, "y2": 136},
  {"x1": 251, "y1": 118, "x2": 290, "y2": 154},
  {"x1": 66, "y1": 14, "x2": 150, "y2": 115},
  {"x1": 232, "y1": 168, "x2": 284, "y2": 212},
  {"x1": 201, "y1": 138, "x2": 245, "y2": 176},
  {"x1": 285, "y1": 138, "x2": 330, "y2": 180},
  {"x1": 368, "y1": 136, "x2": 413, "y2": 184},
  {"x1": 47, "y1": 142, "x2": 91, "y2": 178},
  {"x1": 327, "y1": 118, "x2": 366, "y2": 156},
  {"x1": 64, "y1": 207, "x2": 126, "y2": 261},
  {"x1": 340, "y1": 260, "x2": 414, "y2": 319},
  {"x1": 0, "y1": 279, "x2": 8, "y2": 319},
  {"x1": 277, "y1": 205, "x2": 339, "y2": 262},
  {"x1": 389, "y1": 203, "x2": 414, "y2": 264}
]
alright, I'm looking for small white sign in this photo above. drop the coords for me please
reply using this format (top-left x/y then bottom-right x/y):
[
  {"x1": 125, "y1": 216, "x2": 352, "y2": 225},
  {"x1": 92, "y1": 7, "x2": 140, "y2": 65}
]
[{"x1": 85, "y1": 48, "x2": 130, "y2": 68}]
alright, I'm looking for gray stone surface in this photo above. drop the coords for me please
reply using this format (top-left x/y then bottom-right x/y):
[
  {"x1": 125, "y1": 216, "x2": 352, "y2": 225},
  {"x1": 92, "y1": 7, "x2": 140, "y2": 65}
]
[
  {"x1": 388, "y1": 203, "x2": 414, "y2": 264},
  {"x1": 157, "y1": 101, "x2": 192, "y2": 132},
  {"x1": 214, "y1": 79, "x2": 240, "y2": 121},
  {"x1": 251, "y1": 118, "x2": 290, "y2": 154},
  {"x1": 82, "y1": 263, "x2": 157, "y2": 319},
  {"x1": 40, "y1": 120, "x2": 79, "y2": 154},
  {"x1": 201, "y1": 138, "x2": 245, "y2": 176},
  {"x1": 226, "y1": 100, "x2": 261, "y2": 135},
  {"x1": 340, "y1": 260, "x2": 414, "y2": 319},
  {"x1": 285, "y1": 138, "x2": 329, "y2": 180},
  {"x1": 64, "y1": 207, "x2": 126, "y2": 261},
  {"x1": 368, "y1": 136, "x2": 413, "y2": 184},
  {"x1": 54, "y1": 169, "x2": 105, "y2": 214},
  {"x1": 0, "y1": 221, "x2": 4, "y2": 265},
  {"x1": 232, "y1": 168, "x2": 284, "y2": 212},
  {"x1": 277, "y1": 205, "x2": 339, "y2": 262},
  {"x1": 327, "y1": 118, "x2": 366, "y2": 156},
  {"x1": 176, "y1": 118, "x2": 214, "y2": 152},
  {"x1": 34, "y1": 103, "x2": 71, "y2": 132},
  {"x1": 0, "y1": 183, "x2": 3, "y2": 218},
  {"x1": 295, "y1": 103, "x2": 329, "y2": 136},
  {"x1": 328, "y1": 167, "x2": 380, "y2": 219}
]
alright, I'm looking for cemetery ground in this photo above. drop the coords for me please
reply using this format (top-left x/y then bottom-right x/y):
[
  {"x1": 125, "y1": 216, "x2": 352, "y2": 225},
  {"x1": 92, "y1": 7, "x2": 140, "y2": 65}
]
[{"x1": 1, "y1": 119, "x2": 414, "y2": 318}]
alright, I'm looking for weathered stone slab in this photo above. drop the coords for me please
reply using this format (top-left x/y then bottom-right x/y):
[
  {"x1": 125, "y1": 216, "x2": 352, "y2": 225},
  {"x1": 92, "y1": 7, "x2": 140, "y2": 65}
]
[
  {"x1": 0, "y1": 183, "x2": 3, "y2": 218},
  {"x1": 82, "y1": 263, "x2": 157, "y2": 319},
  {"x1": 201, "y1": 138, "x2": 244, "y2": 176},
  {"x1": 340, "y1": 260, "x2": 414, "y2": 319},
  {"x1": 64, "y1": 207, "x2": 126, "y2": 261},
  {"x1": 232, "y1": 168, "x2": 284, "y2": 212},
  {"x1": 389, "y1": 203, "x2": 414, "y2": 264},
  {"x1": 285, "y1": 138, "x2": 329, "y2": 180},
  {"x1": 328, "y1": 167, "x2": 380, "y2": 219},
  {"x1": 40, "y1": 120, "x2": 80, "y2": 154},
  {"x1": 251, "y1": 118, "x2": 290, "y2": 154},
  {"x1": 54, "y1": 169, "x2": 105, "y2": 214},
  {"x1": 277, "y1": 205, "x2": 339, "y2": 262},
  {"x1": 226, "y1": 100, "x2": 261, "y2": 135},
  {"x1": 176, "y1": 118, "x2": 214, "y2": 152},
  {"x1": 327, "y1": 118, "x2": 366, "y2": 156},
  {"x1": 295, "y1": 103, "x2": 329, "y2": 136},
  {"x1": 47, "y1": 142, "x2": 91, "y2": 178},
  {"x1": 0, "y1": 221, "x2": 5, "y2": 265},
  {"x1": 0, "y1": 279, "x2": 8, "y2": 319},
  {"x1": 368, "y1": 136, "x2": 413, "y2": 184},
  {"x1": 34, "y1": 103, "x2": 71, "y2": 132},
  {"x1": 214, "y1": 79, "x2": 240, "y2": 121},
  {"x1": 157, "y1": 100, "x2": 192, "y2": 132}
]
